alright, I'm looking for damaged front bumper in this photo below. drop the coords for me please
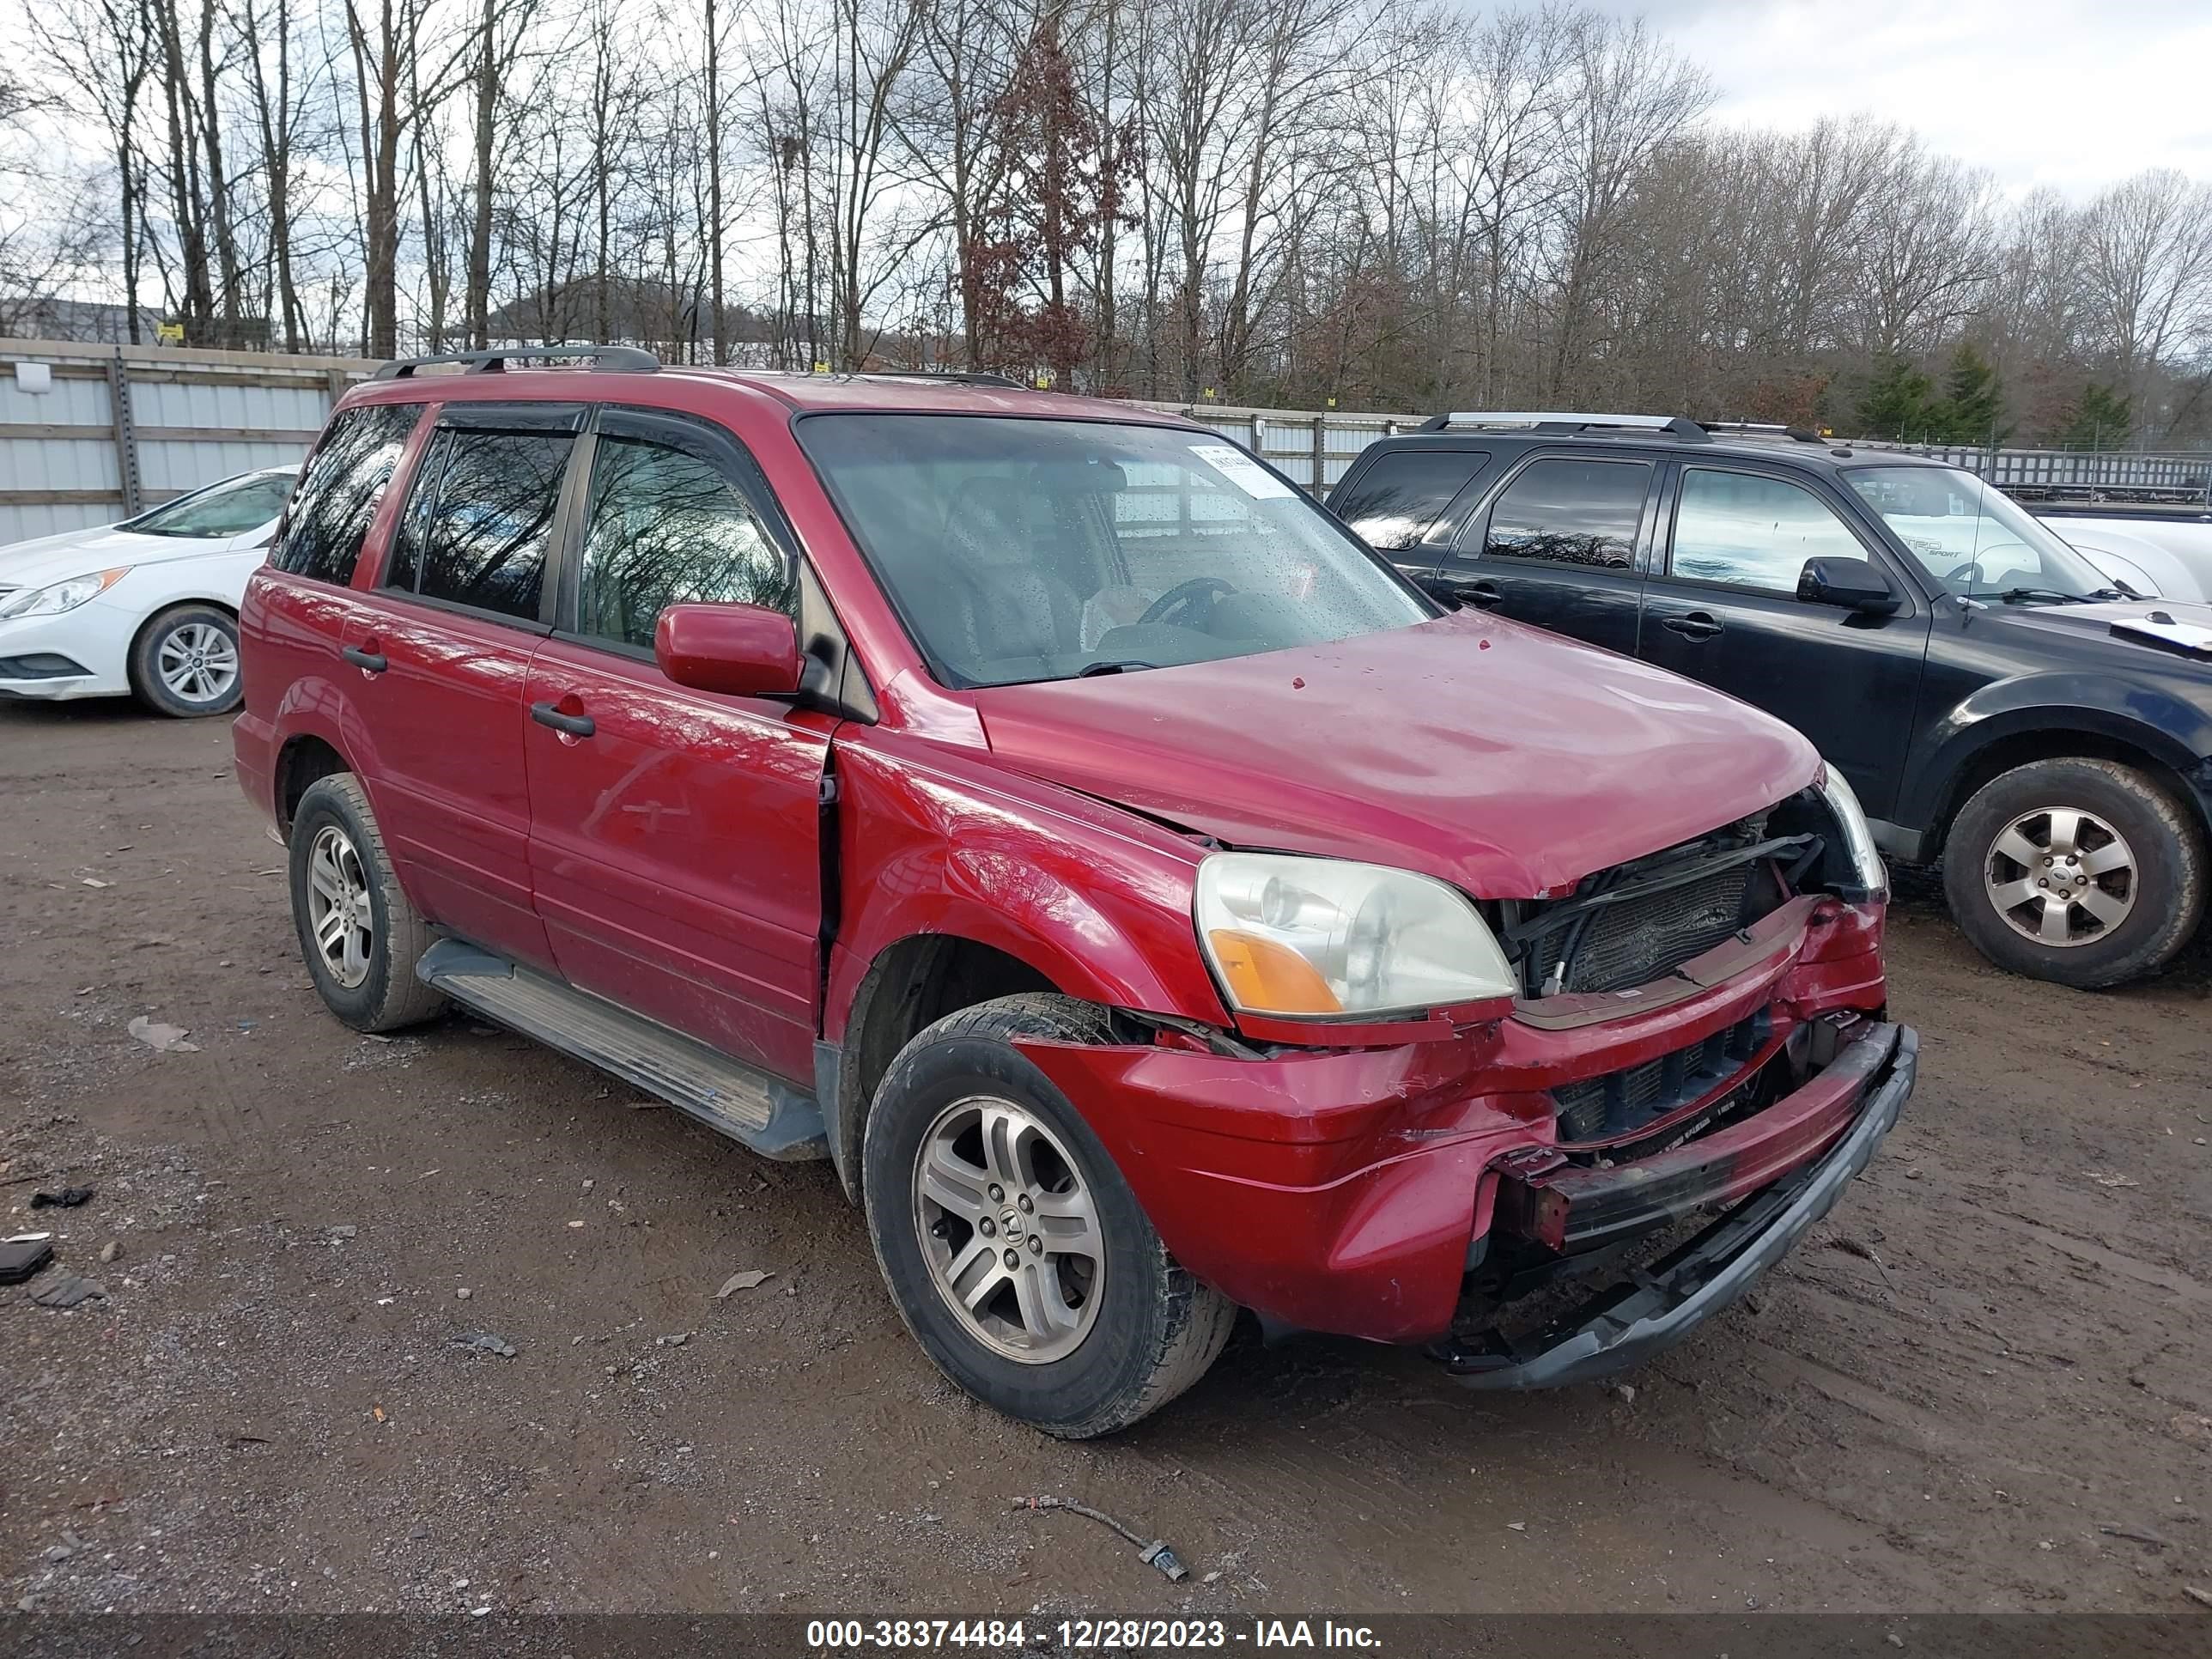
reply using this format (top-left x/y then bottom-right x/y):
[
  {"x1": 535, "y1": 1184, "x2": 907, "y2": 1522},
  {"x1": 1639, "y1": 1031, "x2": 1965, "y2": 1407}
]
[{"x1": 1437, "y1": 1022, "x2": 1917, "y2": 1389}]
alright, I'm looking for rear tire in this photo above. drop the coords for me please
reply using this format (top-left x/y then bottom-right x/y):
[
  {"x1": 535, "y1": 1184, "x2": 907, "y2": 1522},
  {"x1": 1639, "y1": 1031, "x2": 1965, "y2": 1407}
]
[
  {"x1": 288, "y1": 774, "x2": 446, "y2": 1031},
  {"x1": 861, "y1": 994, "x2": 1236, "y2": 1438},
  {"x1": 129, "y1": 603, "x2": 242, "y2": 718},
  {"x1": 1942, "y1": 757, "x2": 2204, "y2": 989}
]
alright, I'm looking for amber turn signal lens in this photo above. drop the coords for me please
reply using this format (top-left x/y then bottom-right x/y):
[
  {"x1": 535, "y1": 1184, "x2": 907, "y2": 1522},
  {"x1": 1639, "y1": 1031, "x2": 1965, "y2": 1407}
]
[{"x1": 1206, "y1": 928, "x2": 1343, "y2": 1016}]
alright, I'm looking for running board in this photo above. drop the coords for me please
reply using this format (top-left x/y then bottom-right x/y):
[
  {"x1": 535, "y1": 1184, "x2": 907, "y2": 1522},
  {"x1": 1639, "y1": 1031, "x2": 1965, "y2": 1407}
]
[{"x1": 417, "y1": 940, "x2": 827, "y2": 1160}]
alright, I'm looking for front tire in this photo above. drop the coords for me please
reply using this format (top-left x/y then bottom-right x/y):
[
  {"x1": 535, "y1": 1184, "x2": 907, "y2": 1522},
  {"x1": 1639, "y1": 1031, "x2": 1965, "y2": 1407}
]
[
  {"x1": 1942, "y1": 757, "x2": 2205, "y2": 989},
  {"x1": 129, "y1": 604, "x2": 242, "y2": 718},
  {"x1": 861, "y1": 994, "x2": 1236, "y2": 1438},
  {"x1": 288, "y1": 774, "x2": 445, "y2": 1031}
]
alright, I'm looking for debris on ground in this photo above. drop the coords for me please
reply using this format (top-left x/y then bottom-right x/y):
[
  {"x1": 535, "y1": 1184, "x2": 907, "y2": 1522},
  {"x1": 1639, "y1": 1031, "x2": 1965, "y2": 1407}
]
[
  {"x1": 0, "y1": 1233, "x2": 56, "y2": 1285},
  {"x1": 1829, "y1": 1233, "x2": 1899, "y2": 1294},
  {"x1": 2097, "y1": 1523, "x2": 2167, "y2": 1547},
  {"x1": 29, "y1": 1187, "x2": 95, "y2": 1209},
  {"x1": 30, "y1": 1275, "x2": 106, "y2": 1309},
  {"x1": 453, "y1": 1332, "x2": 518, "y2": 1358},
  {"x1": 325, "y1": 1224, "x2": 357, "y2": 1239},
  {"x1": 127, "y1": 1016, "x2": 199, "y2": 1054},
  {"x1": 715, "y1": 1270, "x2": 772, "y2": 1297},
  {"x1": 1011, "y1": 1496, "x2": 1189, "y2": 1583},
  {"x1": 97, "y1": 1238, "x2": 121, "y2": 1263},
  {"x1": 2084, "y1": 1170, "x2": 2140, "y2": 1188},
  {"x1": 2184, "y1": 1585, "x2": 2212, "y2": 1608}
]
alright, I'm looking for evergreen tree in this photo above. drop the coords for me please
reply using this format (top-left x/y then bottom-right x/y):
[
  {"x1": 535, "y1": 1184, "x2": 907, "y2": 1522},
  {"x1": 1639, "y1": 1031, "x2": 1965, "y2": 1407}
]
[
  {"x1": 1936, "y1": 343, "x2": 2008, "y2": 446},
  {"x1": 1856, "y1": 356, "x2": 1940, "y2": 441},
  {"x1": 2059, "y1": 384, "x2": 2131, "y2": 451}
]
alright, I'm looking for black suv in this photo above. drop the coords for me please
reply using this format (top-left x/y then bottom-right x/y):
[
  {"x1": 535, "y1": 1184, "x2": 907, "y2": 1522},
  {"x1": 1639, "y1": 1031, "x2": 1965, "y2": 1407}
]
[{"x1": 1328, "y1": 411, "x2": 2212, "y2": 988}]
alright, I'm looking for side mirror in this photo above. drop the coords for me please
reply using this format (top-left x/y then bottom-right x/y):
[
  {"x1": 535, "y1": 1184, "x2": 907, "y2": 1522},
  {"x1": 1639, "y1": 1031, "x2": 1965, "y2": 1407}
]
[
  {"x1": 654, "y1": 601, "x2": 803, "y2": 697},
  {"x1": 1798, "y1": 557, "x2": 1901, "y2": 616}
]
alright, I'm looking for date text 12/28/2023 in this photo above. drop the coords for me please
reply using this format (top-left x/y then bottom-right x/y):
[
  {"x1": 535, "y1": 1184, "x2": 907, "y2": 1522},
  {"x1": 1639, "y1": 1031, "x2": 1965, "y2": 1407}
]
[{"x1": 806, "y1": 1620, "x2": 1383, "y2": 1650}]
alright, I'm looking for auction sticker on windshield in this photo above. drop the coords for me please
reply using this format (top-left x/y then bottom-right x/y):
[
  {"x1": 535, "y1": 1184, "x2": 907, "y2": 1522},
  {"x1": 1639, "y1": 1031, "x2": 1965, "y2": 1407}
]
[{"x1": 1189, "y1": 442, "x2": 1294, "y2": 499}]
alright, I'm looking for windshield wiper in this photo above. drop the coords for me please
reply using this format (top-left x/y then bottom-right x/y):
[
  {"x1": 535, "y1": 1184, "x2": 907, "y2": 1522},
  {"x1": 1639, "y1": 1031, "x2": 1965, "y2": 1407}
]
[
  {"x1": 1994, "y1": 586, "x2": 2094, "y2": 605},
  {"x1": 1076, "y1": 659, "x2": 1162, "y2": 678}
]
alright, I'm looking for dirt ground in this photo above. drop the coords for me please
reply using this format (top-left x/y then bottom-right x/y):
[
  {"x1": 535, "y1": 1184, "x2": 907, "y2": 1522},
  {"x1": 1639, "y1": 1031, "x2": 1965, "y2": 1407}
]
[{"x1": 2, "y1": 696, "x2": 2209, "y2": 1620}]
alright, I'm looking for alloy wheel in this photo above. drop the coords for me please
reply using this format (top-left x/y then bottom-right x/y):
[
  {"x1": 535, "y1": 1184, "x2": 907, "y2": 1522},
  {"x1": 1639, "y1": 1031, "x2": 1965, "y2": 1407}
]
[
  {"x1": 1983, "y1": 805, "x2": 2137, "y2": 948},
  {"x1": 156, "y1": 621, "x2": 240, "y2": 705},
  {"x1": 911, "y1": 1093, "x2": 1104, "y2": 1364},
  {"x1": 306, "y1": 824, "x2": 376, "y2": 988}
]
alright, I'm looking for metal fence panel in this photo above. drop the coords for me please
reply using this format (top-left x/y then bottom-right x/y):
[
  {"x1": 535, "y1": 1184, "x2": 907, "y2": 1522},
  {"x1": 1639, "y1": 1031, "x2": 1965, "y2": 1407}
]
[
  {"x1": 0, "y1": 337, "x2": 373, "y2": 544},
  {"x1": 1132, "y1": 402, "x2": 1419, "y2": 494},
  {"x1": 10, "y1": 356, "x2": 2207, "y2": 546}
]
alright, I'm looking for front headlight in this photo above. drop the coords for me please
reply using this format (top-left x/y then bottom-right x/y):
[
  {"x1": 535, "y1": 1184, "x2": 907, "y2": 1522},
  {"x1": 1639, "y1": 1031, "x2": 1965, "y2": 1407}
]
[
  {"x1": 1194, "y1": 853, "x2": 1516, "y2": 1019},
  {"x1": 0, "y1": 568, "x2": 131, "y2": 621},
  {"x1": 1818, "y1": 765, "x2": 1889, "y2": 902}
]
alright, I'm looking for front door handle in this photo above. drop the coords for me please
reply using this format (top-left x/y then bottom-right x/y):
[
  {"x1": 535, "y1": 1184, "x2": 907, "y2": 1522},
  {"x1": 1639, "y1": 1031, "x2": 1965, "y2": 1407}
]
[
  {"x1": 341, "y1": 644, "x2": 386, "y2": 673},
  {"x1": 1660, "y1": 611, "x2": 1723, "y2": 641},
  {"x1": 530, "y1": 700, "x2": 595, "y2": 738}
]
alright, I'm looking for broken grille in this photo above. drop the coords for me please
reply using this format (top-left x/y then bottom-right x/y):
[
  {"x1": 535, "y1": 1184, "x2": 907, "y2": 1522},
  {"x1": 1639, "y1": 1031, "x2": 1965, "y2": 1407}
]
[
  {"x1": 1505, "y1": 811, "x2": 1802, "y2": 1000},
  {"x1": 1551, "y1": 1009, "x2": 1772, "y2": 1143},
  {"x1": 1525, "y1": 863, "x2": 1758, "y2": 997}
]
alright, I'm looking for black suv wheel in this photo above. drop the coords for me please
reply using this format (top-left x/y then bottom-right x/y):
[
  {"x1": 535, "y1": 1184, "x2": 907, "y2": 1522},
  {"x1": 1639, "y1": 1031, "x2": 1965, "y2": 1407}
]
[{"x1": 1942, "y1": 758, "x2": 2206, "y2": 989}]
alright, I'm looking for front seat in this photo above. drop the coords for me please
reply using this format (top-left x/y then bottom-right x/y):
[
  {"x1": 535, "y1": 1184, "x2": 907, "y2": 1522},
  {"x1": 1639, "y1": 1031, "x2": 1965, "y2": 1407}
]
[{"x1": 936, "y1": 477, "x2": 1084, "y2": 674}]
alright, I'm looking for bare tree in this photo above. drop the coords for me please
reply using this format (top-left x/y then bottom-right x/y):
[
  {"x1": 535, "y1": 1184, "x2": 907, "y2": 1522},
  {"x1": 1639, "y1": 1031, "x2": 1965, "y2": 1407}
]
[
  {"x1": 29, "y1": 0, "x2": 155, "y2": 341},
  {"x1": 2081, "y1": 168, "x2": 2212, "y2": 410}
]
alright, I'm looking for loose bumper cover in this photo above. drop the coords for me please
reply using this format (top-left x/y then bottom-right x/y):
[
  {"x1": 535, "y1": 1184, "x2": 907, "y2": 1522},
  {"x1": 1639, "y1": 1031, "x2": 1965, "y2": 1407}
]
[{"x1": 1438, "y1": 1022, "x2": 1917, "y2": 1389}]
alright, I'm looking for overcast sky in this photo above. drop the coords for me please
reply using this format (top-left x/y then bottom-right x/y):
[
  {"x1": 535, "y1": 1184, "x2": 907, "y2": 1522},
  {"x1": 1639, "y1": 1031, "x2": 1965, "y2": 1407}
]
[{"x1": 1634, "y1": 0, "x2": 2211, "y2": 196}]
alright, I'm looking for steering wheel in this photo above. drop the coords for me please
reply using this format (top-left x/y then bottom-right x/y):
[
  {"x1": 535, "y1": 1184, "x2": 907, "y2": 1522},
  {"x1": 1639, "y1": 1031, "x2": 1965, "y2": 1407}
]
[
  {"x1": 1944, "y1": 560, "x2": 1985, "y2": 588},
  {"x1": 1139, "y1": 576, "x2": 1233, "y2": 629}
]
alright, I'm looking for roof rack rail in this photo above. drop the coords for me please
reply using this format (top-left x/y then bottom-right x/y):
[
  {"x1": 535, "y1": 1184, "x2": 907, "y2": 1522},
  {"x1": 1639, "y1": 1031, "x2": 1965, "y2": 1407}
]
[
  {"x1": 1418, "y1": 410, "x2": 1711, "y2": 441},
  {"x1": 371, "y1": 344, "x2": 660, "y2": 380},
  {"x1": 1698, "y1": 419, "x2": 1827, "y2": 444},
  {"x1": 864, "y1": 369, "x2": 1027, "y2": 389}
]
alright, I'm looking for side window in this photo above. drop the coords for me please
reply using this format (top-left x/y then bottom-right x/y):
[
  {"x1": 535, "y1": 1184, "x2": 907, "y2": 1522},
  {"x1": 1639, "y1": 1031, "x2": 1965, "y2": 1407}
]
[
  {"x1": 1670, "y1": 469, "x2": 1867, "y2": 595},
  {"x1": 1329, "y1": 450, "x2": 1491, "y2": 551},
  {"x1": 1480, "y1": 459, "x2": 1650, "y2": 569},
  {"x1": 270, "y1": 404, "x2": 419, "y2": 585},
  {"x1": 574, "y1": 432, "x2": 795, "y2": 650},
  {"x1": 387, "y1": 424, "x2": 575, "y2": 622}
]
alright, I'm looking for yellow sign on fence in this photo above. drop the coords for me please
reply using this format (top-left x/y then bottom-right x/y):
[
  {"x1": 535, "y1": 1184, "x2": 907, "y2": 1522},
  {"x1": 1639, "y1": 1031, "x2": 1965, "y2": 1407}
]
[{"x1": 155, "y1": 322, "x2": 185, "y2": 345}]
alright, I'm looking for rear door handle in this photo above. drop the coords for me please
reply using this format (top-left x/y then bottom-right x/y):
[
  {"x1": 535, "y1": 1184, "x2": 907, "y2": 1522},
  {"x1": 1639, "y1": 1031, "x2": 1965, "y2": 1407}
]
[
  {"x1": 341, "y1": 645, "x2": 386, "y2": 673},
  {"x1": 1451, "y1": 580, "x2": 1504, "y2": 611},
  {"x1": 530, "y1": 700, "x2": 595, "y2": 738},
  {"x1": 1660, "y1": 611, "x2": 1723, "y2": 641}
]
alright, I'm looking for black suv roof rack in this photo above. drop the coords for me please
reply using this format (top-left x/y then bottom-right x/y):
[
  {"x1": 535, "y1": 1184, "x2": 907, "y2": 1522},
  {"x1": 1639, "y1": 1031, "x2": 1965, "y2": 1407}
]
[
  {"x1": 1698, "y1": 419, "x2": 1829, "y2": 444},
  {"x1": 1418, "y1": 410, "x2": 1711, "y2": 441},
  {"x1": 863, "y1": 369, "x2": 1026, "y2": 389},
  {"x1": 372, "y1": 344, "x2": 661, "y2": 380}
]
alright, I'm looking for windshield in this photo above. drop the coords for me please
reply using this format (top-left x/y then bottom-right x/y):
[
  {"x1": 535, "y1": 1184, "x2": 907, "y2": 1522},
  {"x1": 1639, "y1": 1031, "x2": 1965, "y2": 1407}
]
[
  {"x1": 122, "y1": 471, "x2": 294, "y2": 538},
  {"x1": 797, "y1": 415, "x2": 1432, "y2": 688},
  {"x1": 1844, "y1": 465, "x2": 2122, "y2": 600}
]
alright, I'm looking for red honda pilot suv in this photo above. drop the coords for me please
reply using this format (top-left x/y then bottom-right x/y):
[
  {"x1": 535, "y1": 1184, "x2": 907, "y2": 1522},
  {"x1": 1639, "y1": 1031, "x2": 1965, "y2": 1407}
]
[{"x1": 234, "y1": 348, "x2": 1916, "y2": 1437}]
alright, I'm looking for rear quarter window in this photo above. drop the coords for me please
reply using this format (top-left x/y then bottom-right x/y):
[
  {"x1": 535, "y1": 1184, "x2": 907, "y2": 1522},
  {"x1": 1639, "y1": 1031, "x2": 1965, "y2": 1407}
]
[
  {"x1": 271, "y1": 404, "x2": 422, "y2": 586},
  {"x1": 1330, "y1": 449, "x2": 1492, "y2": 550}
]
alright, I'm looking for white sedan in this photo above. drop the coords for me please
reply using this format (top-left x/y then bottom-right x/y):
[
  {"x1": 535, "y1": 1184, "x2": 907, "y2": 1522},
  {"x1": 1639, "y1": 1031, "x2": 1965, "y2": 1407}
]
[
  {"x1": 0, "y1": 466, "x2": 295, "y2": 717},
  {"x1": 2043, "y1": 511, "x2": 2212, "y2": 604}
]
